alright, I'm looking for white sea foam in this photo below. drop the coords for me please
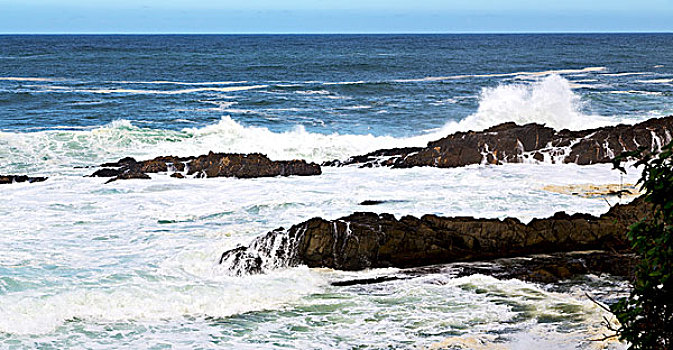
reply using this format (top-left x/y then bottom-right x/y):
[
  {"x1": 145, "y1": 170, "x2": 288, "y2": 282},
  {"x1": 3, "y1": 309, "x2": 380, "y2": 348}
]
[
  {"x1": 570, "y1": 79, "x2": 600, "y2": 83},
  {"x1": 340, "y1": 105, "x2": 373, "y2": 110},
  {"x1": 636, "y1": 78, "x2": 673, "y2": 84},
  {"x1": 112, "y1": 80, "x2": 248, "y2": 85},
  {"x1": 195, "y1": 100, "x2": 238, "y2": 111},
  {"x1": 295, "y1": 90, "x2": 331, "y2": 95},
  {"x1": 0, "y1": 266, "x2": 325, "y2": 335},
  {"x1": 0, "y1": 160, "x2": 637, "y2": 343},
  {"x1": 600, "y1": 72, "x2": 652, "y2": 77},
  {"x1": 322, "y1": 81, "x2": 367, "y2": 85},
  {"x1": 608, "y1": 90, "x2": 664, "y2": 96},
  {"x1": 0, "y1": 76, "x2": 58, "y2": 82},
  {"x1": 36, "y1": 85, "x2": 268, "y2": 95},
  {"x1": 274, "y1": 83, "x2": 303, "y2": 87},
  {"x1": 0, "y1": 116, "x2": 421, "y2": 175},
  {"x1": 394, "y1": 66, "x2": 606, "y2": 83},
  {"x1": 437, "y1": 75, "x2": 618, "y2": 133}
]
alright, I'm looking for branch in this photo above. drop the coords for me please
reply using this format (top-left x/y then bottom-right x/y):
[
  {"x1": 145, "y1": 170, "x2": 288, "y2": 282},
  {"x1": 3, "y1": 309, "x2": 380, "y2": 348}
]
[
  {"x1": 584, "y1": 293, "x2": 622, "y2": 342},
  {"x1": 603, "y1": 197, "x2": 613, "y2": 208},
  {"x1": 588, "y1": 333, "x2": 620, "y2": 342},
  {"x1": 585, "y1": 292, "x2": 611, "y2": 313}
]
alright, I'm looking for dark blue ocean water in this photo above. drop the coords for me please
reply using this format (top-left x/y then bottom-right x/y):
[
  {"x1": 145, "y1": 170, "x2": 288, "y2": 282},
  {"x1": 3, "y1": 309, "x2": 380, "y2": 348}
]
[{"x1": 1, "y1": 34, "x2": 672, "y2": 136}]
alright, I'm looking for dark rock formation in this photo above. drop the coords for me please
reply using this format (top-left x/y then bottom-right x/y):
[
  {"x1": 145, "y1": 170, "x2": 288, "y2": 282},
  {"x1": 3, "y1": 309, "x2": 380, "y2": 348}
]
[
  {"x1": 325, "y1": 116, "x2": 673, "y2": 168},
  {"x1": 330, "y1": 251, "x2": 639, "y2": 286},
  {"x1": 359, "y1": 200, "x2": 408, "y2": 206},
  {"x1": 359, "y1": 200, "x2": 387, "y2": 206},
  {"x1": 0, "y1": 175, "x2": 47, "y2": 184},
  {"x1": 219, "y1": 197, "x2": 649, "y2": 275},
  {"x1": 90, "y1": 152, "x2": 321, "y2": 183},
  {"x1": 446, "y1": 251, "x2": 638, "y2": 284}
]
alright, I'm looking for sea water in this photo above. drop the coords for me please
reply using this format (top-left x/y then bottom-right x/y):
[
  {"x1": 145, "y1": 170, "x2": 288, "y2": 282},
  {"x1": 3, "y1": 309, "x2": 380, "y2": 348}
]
[{"x1": 1, "y1": 34, "x2": 672, "y2": 349}]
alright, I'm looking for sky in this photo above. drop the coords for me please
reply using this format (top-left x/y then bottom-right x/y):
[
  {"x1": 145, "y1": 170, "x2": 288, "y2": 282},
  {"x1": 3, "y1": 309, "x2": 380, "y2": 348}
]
[{"x1": 1, "y1": 0, "x2": 672, "y2": 34}]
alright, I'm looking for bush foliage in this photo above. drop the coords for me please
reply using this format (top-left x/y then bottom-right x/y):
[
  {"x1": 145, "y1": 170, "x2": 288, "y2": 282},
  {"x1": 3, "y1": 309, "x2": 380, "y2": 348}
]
[{"x1": 612, "y1": 141, "x2": 673, "y2": 349}]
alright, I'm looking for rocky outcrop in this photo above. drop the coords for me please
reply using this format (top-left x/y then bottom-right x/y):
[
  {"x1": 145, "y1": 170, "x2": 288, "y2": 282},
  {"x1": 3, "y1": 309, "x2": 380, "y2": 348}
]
[
  {"x1": 428, "y1": 251, "x2": 638, "y2": 284},
  {"x1": 0, "y1": 175, "x2": 47, "y2": 184},
  {"x1": 325, "y1": 116, "x2": 673, "y2": 168},
  {"x1": 331, "y1": 251, "x2": 639, "y2": 286},
  {"x1": 219, "y1": 197, "x2": 650, "y2": 275},
  {"x1": 90, "y1": 152, "x2": 321, "y2": 183}
]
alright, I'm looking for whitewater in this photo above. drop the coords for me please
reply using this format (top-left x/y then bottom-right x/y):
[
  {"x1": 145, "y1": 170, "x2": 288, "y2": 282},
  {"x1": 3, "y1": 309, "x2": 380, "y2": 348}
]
[{"x1": 1, "y1": 34, "x2": 672, "y2": 349}]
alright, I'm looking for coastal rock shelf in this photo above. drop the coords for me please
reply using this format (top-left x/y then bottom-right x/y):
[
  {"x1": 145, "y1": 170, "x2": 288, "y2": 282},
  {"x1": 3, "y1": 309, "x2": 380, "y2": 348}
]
[
  {"x1": 219, "y1": 197, "x2": 649, "y2": 275},
  {"x1": 331, "y1": 251, "x2": 639, "y2": 286},
  {"x1": 90, "y1": 152, "x2": 322, "y2": 183},
  {"x1": 325, "y1": 115, "x2": 673, "y2": 168},
  {"x1": 0, "y1": 175, "x2": 47, "y2": 185}
]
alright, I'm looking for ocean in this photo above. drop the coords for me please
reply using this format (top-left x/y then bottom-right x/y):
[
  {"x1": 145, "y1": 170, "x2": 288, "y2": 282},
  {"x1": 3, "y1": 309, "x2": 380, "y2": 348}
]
[{"x1": 0, "y1": 34, "x2": 672, "y2": 348}]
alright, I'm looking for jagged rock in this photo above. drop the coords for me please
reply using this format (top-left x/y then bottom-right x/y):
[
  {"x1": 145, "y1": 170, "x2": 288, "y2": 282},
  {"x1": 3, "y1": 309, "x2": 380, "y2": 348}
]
[
  {"x1": 0, "y1": 175, "x2": 47, "y2": 184},
  {"x1": 324, "y1": 116, "x2": 673, "y2": 168},
  {"x1": 219, "y1": 197, "x2": 650, "y2": 275},
  {"x1": 89, "y1": 152, "x2": 321, "y2": 183}
]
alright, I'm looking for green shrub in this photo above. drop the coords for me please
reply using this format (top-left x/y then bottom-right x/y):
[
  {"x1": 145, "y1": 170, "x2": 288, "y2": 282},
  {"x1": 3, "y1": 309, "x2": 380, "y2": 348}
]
[{"x1": 611, "y1": 141, "x2": 673, "y2": 349}]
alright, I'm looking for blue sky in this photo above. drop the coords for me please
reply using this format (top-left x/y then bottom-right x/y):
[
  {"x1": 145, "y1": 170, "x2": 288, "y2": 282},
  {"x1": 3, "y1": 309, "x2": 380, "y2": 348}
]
[{"x1": 1, "y1": 0, "x2": 672, "y2": 33}]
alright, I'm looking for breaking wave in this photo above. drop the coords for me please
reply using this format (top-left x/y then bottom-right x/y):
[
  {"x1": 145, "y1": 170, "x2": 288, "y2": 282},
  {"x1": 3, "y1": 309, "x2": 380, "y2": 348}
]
[
  {"x1": 0, "y1": 75, "x2": 650, "y2": 175},
  {"x1": 437, "y1": 75, "x2": 621, "y2": 134}
]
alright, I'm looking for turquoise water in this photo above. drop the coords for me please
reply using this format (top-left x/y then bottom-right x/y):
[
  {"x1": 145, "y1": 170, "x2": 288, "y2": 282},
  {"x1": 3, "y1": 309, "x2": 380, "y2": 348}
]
[{"x1": 1, "y1": 34, "x2": 671, "y2": 349}]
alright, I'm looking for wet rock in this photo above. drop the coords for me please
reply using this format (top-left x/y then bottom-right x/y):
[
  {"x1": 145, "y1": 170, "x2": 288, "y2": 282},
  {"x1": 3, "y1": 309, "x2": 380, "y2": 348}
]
[
  {"x1": 358, "y1": 200, "x2": 408, "y2": 205},
  {"x1": 331, "y1": 275, "x2": 410, "y2": 286},
  {"x1": 220, "y1": 196, "x2": 650, "y2": 275},
  {"x1": 325, "y1": 116, "x2": 673, "y2": 168},
  {"x1": 542, "y1": 183, "x2": 641, "y2": 199},
  {"x1": 0, "y1": 175, "x2": 48, "y2": 184},
  {"x1": 359, "y1": 200, "x2": 388, "y2": 206},
  {"x1": 90, "y1": 168, "x2": 123, "y2": 178},
  {"x1": 450, "y1": 251, "x2": 639, "y2": 284},
  {"x1": 329, "y1": 251, "x2": 639, "y2": 286},
  {"x1": 90, "y1": 152, "x2": 321, "y2": 183}
]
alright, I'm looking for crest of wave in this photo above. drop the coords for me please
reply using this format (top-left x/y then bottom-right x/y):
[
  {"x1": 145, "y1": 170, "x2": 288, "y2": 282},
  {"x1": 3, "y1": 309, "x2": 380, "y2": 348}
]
[
  {"x1": 438, "y1": 74, "x2": 615, "y2": 134},
  {"x1": 179, "y1": 117, "x2": 416, "y2": 162},
  {"x1": 0, "y1": 117, "x2": 428, "y2": 174}
]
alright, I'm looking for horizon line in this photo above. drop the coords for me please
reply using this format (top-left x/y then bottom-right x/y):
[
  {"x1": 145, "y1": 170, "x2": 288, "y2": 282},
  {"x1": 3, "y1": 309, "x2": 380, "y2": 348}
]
[{"x1": 1, "y1": 31, "x2": 672, "y2": 35}]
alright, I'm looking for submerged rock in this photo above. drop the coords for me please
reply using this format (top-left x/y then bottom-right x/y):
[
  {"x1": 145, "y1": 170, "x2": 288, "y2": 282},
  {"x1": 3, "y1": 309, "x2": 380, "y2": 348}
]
[
  {"x1": 219, "y1": 197, "x2": 649, "y2": 275},
  {"x1": 330, "y1": 251, "x2": 639, "y2": 286},
  {"x1": 90, "y1": 152, "x2": 321, "y2": 183},
  {"x1": 325, "y1": 116, "x2": 673, "y2": 168},
  {"x1": 446, "y1": 250, "x2": 638, "y2": 284},
  {"x1": 358, "y1": 200, "x2": 408, "y2": 206},
  {"x1": 541, "y1": 183, "x2": 641, "y2": 199},
  {"x1": 0, "y1": 175, "x2": 48, "y2": 184},
  {"x1": 359, "y1": 200, "x2": 388, "y2": 206}
]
